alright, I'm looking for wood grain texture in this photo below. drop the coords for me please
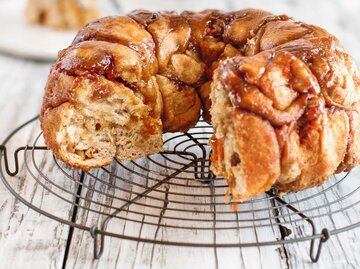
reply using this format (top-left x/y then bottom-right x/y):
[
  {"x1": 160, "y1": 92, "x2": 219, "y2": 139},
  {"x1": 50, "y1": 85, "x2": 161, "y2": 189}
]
[
  {"x1": 1, "y1": 0, "x2": 360, "y2": 269},
  {"x1": 0, "y1": 55, "x2": 70, "y2": 269}
]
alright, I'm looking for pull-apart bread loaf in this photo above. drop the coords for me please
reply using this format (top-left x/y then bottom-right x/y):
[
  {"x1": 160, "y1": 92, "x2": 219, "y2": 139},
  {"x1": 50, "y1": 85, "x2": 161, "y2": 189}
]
[{"x1": 40, "y1": 9, "x2": 360, "y2": 202}]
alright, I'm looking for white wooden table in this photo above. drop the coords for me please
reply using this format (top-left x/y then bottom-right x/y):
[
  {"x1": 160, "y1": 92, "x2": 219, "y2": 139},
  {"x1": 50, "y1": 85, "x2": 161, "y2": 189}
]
[{"x1": 1, "y1": 0, "x2": 360, "y2": 268}]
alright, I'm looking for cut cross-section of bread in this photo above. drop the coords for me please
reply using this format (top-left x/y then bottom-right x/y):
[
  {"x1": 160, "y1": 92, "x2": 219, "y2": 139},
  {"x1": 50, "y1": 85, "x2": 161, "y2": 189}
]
[{"x1": 41, "y1": 73, "x2": 163, "y2": 171}]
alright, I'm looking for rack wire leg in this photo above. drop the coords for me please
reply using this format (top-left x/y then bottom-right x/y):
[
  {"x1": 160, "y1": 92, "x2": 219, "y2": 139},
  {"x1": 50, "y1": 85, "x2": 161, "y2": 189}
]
[
  {"x1": 90, "y1": 226, "x2": 105, "y2": 259},
  {"x1": 0, "y1": 145, "x2": 48, "y2": 176},
  {"x1": 267, "y1": 190, "x2": 331, "y2": 263},
  {"x1": 310, "y1": 228, "x2": 330, "y2": 262}
]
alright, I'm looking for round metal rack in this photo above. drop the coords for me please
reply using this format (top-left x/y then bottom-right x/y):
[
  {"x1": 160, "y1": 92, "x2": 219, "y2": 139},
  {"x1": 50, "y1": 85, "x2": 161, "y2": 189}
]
[{"x1": 1, "y1": 116, "x2": 360, "y2": 262}]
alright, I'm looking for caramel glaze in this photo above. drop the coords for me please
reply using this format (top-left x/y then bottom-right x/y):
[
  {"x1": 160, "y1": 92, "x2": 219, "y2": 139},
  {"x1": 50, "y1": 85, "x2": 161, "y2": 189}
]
[
  {"x1": 41, "y1": 9, "x2": 360, "y2": 185},
  {"x1": 43, "y1": 9, "x2": 272, "y2": 125}
]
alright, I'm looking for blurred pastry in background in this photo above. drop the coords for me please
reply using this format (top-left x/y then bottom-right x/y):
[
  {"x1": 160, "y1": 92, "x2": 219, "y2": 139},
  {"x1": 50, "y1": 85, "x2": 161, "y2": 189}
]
[{"x1": 25, "y1": 0, "x2": 100, "y2": 30}]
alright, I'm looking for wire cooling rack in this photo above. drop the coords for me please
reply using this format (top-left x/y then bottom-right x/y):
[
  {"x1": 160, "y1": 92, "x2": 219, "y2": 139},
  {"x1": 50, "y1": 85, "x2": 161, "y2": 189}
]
[{"x1": 1, "y1": 116, "x2": 360, "y2": 262}]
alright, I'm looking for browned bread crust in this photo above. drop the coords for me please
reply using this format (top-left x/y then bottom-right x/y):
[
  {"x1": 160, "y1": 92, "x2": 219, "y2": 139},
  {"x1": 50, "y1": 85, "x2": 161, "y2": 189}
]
[{"x1": 41, "y1": 9, "x2": 360, "y2": 201}]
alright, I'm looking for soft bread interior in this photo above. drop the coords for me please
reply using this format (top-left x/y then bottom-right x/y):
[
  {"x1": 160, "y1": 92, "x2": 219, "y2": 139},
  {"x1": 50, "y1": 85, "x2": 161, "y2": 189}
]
[
  {"x1": 43, "y1": 75, "x2": 163, "y2": 170},
  {"x1": 210, "y1": 78, "x2": 247, "y2": 199},
  {"x1": 54, "y1": 103, "x2": 116, "y2": 169}
]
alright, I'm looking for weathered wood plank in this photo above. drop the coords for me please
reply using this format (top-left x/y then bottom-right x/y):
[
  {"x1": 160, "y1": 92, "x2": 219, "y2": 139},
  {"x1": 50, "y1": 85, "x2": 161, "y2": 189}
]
[
  {"x1": 279, "y1": 167, "x2": 360, "y2": 269},
  {"x1": 0, "y1": 55, "x2": 70, "y2": 269}
]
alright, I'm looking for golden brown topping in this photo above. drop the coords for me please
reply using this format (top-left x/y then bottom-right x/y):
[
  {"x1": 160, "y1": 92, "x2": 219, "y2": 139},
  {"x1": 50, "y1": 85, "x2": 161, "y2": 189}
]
[{"x1": 40, "y1": 8, "x2": 360, "y2": 202}]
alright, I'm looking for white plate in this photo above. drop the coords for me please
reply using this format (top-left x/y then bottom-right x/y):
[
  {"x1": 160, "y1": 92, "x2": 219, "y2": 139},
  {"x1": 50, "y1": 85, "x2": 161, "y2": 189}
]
[{"x1": 0, "y1": 0, "x2": 77, "y2": 61}]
